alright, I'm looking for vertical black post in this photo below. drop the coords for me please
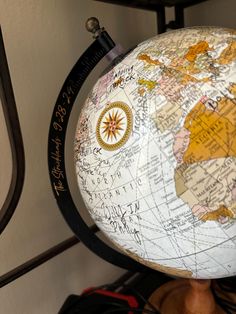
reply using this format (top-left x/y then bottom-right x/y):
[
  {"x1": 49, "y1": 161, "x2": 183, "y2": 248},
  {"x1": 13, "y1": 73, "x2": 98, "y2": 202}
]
[
  {"x1": 156, "y1": 6, "x2": 166, "y2": 34},
  {"x1": 0, "y1": 27, "x2": 25, "y2": 235},
  {"x1": 175, "y1": 5, "x2": 185, "y2": 28}
]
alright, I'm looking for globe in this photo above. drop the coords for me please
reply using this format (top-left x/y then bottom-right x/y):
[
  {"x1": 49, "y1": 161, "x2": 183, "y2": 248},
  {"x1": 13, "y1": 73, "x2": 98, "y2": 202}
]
[{"x1": 74, "y1": 27, "x2": 236, "y2": 279}]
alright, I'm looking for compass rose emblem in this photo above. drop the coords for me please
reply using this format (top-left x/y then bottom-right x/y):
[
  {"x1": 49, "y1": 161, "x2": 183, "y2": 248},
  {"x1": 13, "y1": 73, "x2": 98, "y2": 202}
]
[{"x1": 96, "y1": 101, "x2": 133, "y2": 151}]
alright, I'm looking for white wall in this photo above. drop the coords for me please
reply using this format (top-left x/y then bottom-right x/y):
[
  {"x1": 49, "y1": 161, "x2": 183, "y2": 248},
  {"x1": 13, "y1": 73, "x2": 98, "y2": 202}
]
[
  {"x1": 0, "y1": 0, "x2": 235, "y2": 313},
  {"x1": 0, "y1": 1, "x2": 156, "y2": 314},
  {"x1": 185, "y1": 0, "x2": 236, "y2": 29}
]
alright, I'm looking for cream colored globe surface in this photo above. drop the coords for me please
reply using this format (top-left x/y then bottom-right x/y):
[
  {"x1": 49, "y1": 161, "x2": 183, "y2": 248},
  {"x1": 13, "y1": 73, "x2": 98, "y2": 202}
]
[{"x1": 75, "y1": 27, "x2": 236, "y2": 279}]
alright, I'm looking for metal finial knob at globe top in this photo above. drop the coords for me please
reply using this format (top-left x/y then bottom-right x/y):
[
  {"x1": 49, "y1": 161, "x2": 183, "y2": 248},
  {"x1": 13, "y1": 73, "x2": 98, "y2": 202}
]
[{"x1": 85, "y1": 17, "x2": 104, "y2": 38}]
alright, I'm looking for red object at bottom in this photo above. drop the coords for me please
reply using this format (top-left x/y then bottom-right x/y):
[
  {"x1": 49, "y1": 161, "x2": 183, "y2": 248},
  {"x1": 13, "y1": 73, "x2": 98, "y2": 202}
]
[{"x1": 83, "y1": 287, "x2": 139, "y2": 314}]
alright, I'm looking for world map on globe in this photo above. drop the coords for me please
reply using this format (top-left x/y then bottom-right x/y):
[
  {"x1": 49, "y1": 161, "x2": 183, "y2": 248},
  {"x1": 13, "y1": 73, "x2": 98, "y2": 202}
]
[{"x1": 75, "y1": 27, "x2": 236, "y2": 279}]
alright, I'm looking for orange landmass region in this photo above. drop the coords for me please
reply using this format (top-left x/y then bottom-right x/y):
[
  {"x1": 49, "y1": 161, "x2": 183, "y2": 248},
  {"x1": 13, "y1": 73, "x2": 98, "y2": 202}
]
[
  {"x1": 182, "y1": 62, "x2": 201, "y2": 74},
  {"x1": 201, "y1": 205, "x2": 234, "y2": 222},
  {"x1": 138, "y1": 54, "x2": 161, "y2": 66},
  {"x1": 192, "y1": 204, "x2": 234, "y2": 224},
  {"x1": 229, "y1": 83, "x2": 236, "y2": 97},
  {"x1": 184, "y1": 41, "x2": 211, "y2": 62},
  {"x1": 217, "y1": 41, "x2": 236, "y2": 65},
  {"x1": 138, "y1": 87, "x2": 145, "y2": 96},
  {"x1": 182, "y1": 97, "x2": 236, "y2": 164},
  {"x1": 113, "y1": 77, "x2": 123, "y2": 88}
]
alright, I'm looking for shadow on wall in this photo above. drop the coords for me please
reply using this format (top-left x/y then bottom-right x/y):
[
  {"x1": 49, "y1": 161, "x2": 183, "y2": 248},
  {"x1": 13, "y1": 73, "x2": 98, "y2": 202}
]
[{"x1": 185, "y1": 0, "x2": 236, "y2": 28}]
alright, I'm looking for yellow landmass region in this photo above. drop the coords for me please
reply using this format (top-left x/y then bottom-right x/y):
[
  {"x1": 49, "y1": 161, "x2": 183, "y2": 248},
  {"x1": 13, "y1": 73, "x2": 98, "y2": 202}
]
[
  {"x1": 138, "y1": 78, "x2": 157, "y2": 91},
  {"x1": 201, "y1": 205, "x2": 234, "y2": 222},
  {"x1": 217, "y1": 41, "x2": 236, "y2": 65},
  {"x1": 183, "y1": 97, "x2": 236, "y2": 164},
  {"x1": 184, "y1": 41, "x2": 211, "y2": 62}
]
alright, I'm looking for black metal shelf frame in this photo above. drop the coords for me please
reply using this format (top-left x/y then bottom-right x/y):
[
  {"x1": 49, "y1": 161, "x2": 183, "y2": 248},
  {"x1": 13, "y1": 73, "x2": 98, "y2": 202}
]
[
  {"x1": 95, "y1": 0, "x2": 208, "y2": 33},
  {"x1": 0, "y1": 0, "x2": 208, "y2": 287},
  {"x1": 0, "y1": 27, "x2": 25, "y2": 237}
]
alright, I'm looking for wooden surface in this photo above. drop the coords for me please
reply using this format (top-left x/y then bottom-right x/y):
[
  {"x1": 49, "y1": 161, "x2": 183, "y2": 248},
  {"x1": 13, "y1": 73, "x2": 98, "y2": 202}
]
[{"x1": 144, "y1": 279, "x2": 227, "y2": 314}]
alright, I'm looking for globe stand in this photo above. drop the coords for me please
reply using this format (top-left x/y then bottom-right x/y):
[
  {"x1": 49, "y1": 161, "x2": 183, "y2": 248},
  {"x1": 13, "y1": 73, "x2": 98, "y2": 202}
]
[
  {"x1": 144, "y1": 278, "x2": 236, "y2": 314},
  {"x1": 48, "y1": 18, "x2": 236, "y2": 314}
]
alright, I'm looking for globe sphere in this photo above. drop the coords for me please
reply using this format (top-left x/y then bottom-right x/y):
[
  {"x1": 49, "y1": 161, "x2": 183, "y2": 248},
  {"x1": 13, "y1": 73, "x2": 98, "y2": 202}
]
[{"x1": 75, "y1": 27, "x2": 236, "y2": 279}]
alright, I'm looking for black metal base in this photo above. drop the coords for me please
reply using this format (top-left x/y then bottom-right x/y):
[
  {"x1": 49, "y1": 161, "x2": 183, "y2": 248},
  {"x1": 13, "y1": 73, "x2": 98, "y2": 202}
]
[
  {"x1": 59, "y1": 273, "x2": 236, "y2": 314},
  {"x1": 58, "y1": 271, "x2": 171, "y2": 314}
]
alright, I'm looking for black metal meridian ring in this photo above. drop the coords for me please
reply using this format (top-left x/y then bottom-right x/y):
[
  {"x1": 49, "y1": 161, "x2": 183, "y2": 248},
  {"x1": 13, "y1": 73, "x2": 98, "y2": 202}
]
[
  {"x1": 0, "y1": 28, "x2": 25, "y2": 235},
  {"x1": 48, "y1": 25, "x2": 149, "y2": 272}
]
